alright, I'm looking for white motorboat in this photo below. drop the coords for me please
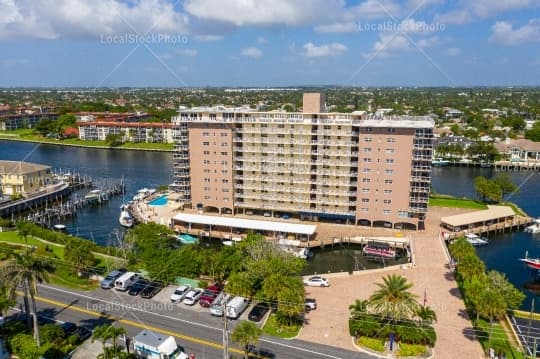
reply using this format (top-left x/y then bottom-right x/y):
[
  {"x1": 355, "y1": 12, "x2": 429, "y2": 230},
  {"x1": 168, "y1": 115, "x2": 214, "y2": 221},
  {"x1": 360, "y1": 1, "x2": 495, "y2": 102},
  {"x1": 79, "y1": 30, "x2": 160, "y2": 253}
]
[
  {"x1": 525, "y1": 219, "x2": 540, "y2": 234},
  {"x1": 465, "y1": 233, "x2": 489, "y2": 246},
  {"x1": 277, "y1": 239, "x2": 311, "y2": 259},
  {"x1": 53, "y1": 224, "x2": 66, "y2": 231},
  {"x1": 119, "y1": 205, "x2": 134, "y2": 228}
]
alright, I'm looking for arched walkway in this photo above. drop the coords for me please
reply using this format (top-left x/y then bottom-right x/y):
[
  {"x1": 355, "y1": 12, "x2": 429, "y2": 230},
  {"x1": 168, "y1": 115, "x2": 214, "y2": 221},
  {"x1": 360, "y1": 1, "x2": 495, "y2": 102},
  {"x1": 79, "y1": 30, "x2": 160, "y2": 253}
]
[
  {"x1": 394, "y1": 222, "x2": 417, "y2": 231},
  {"x1": 221, "y1": 207, "x2": 233, "y2": 215},
  {"x1": 202, "y1": 205, "x2": 219, "y2": 214},
  {"x1": 356, "y1": 219, "x2": 371, "y2": 227},
  {"x1": 373, "y1": 220, "x2": 393, "y2": 229}
]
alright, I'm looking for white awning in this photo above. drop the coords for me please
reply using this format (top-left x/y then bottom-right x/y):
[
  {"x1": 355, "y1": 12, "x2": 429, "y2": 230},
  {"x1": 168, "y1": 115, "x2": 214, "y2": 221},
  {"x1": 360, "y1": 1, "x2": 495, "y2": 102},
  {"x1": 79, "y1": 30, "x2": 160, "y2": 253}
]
[{"x1": 172, "y1": 213, "x2": 316, "y2": 235}]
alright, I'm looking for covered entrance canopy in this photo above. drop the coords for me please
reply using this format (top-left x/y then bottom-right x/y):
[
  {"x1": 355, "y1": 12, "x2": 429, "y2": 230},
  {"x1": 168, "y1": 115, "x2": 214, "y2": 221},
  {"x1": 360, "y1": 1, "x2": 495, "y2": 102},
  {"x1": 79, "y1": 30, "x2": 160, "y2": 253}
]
[{"x1": 172, "y1": 213, "x2": 316, "y2": 240}]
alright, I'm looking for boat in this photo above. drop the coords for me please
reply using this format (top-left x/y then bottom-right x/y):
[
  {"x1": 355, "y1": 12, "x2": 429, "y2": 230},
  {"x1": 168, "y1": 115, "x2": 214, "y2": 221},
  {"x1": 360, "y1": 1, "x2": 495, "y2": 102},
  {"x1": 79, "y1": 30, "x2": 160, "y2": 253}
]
[
  {"x1": 277, "y1": 239, "x2": 312, "y2": 259},
  {"x1": 465, "y1": 233, "x2": 489, "y2": 246},
  {"x1": 84, "y1": 189, "x2": 102, "y2": 201},
  {"x1": 119, "y1": 205, "x2": 134, "y2": 228},
  {"x1": 362, "y1": 241, "x2": 396, "y2": 259},
  {"x1": 432, "y1": 158, "x2": 450, "y2": 166},
  {"x1": 53, "y1": 224, "x2": 66, "y2": 231},
  {"x1": 519, "y1": 257, "x2": 540, "y2": 270},
  {"x1": 525, "y1": 219, "x2": 540, "y2": 234}
]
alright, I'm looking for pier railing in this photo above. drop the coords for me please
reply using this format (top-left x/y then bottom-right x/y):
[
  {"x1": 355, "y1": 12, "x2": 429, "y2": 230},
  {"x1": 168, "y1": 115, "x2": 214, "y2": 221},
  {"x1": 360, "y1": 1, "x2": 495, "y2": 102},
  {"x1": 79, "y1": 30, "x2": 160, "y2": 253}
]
[{"x1": 443, "y1": 216, "x2": 534, "y2": 240}]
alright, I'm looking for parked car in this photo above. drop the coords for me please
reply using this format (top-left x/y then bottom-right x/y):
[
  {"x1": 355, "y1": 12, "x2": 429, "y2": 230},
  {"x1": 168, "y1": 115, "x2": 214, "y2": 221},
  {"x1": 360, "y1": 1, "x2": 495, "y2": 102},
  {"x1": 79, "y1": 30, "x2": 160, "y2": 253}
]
[
  {"x1": 226, "y1": 296, "x2": 249, "y2": 319},
  {"x1": 248, "y1": 302, "x2": 270, "y2": 322},
  {"x1": 199, "y1": 284, "x2": 223, "y2": 308},
  {"x1": 114, "y1": 271, "x2": 140, "y2": 291},
  {"x1": 170, "y1": 285, "x2": 191, "y2": 303},
  {"x1": 183, "y1": 288, "x2": 203, "y2": 305},
  {"x1": 210, "y1": 293, "x2": 231, "y2": 316},
  {"x1": 305, "y1": 298, "x2": 317, "y2": 311},
  {"x1": 303, "y1": 276, "x2": 330, "y2": 287},
  {"x1": 141, "y1": 281, "x2": 164, "y2": 299},
  {"x1": 74, "y1": 326, "x2": 92, "y2": 341},
  {"x1": 128, "y1": 278, "x2": 149, "y2": 296},
  {"x1": 100, "y1": 269, "x2": 127, "y2": 289},
  {"x1": 61, "y1": 322, "x2": 77, "y2": 336}
]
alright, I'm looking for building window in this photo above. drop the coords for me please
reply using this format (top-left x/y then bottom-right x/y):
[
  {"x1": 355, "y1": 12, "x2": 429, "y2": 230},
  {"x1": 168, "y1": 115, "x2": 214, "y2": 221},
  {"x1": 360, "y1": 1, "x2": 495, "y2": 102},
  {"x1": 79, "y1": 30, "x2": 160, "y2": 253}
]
[
  {"x1": 388, "y1": 128, "x2": 395, "y2": 133},
  {"x1": 203, "y1": 141, "x2": 210, "y2": 146},
  {"x1": 204, "y1": 187, "x2": 210, "y2": 191},
  {"x1": 204, "y1": 195, "x2": 211, "y2": 200},
  {"x1": 365, "y1": 127, "x2": 373, "y2": 132},
  {"x1": 363, "y1": 168, "x2": 372, "y2": 173},
  {"x1": 386, "y1": 159, "x2": 394, "y2": 164},
  {"x1": 221, "y1": 170, "x2": 228, "y2": 174},
  {"x1": 362, "y1": 178, "x2": 371, "y2": 183},
  {"x1": 363, "y1": 158, "x2": 372, "y2": 163},
  {"x1": 384, "y1": 189, "x2": 392, "y2": 194},
  {"x1": 221, "y1": 151, "x2": 228, "y2": 156},
  {"x1": 398, "y1": 211, "x2": 409, "y2": 218},
  {"x1": 383, "y1": 199, "x2": 392, "y2": 204},
  {"x1": 204, "y1": 178, "x2": 210, "y2": 183},
  {"x1": 364, "y1": 137, "x2": 372, "y2": 142},
  {"x1": 203, "y1": 160, "x2": 210, "y2": 165},
  {"x1": 221, "y1": 132, "x2": 228, "y2": 137},
  {"x1": 221, "y1": 142, "x2": 228, "y2": 147},
  {"x1": 364, "y1": 147, "x2": 372, "y2": 152},
  {"x1": 361, "y1": 208, "x2": 369, "y2": 212},
  {"x1": 385, "y1": 169, "x2": 393, "y2": 174},
  {"x1": 221, "y1": 160, "x2": 228, "y2": 165},
  {"x1": 222, "y1": 179, "x2": 229, "y2": 183},
  {"x1": 387, "y1": 138, "x2": 395, "y2": 143},
  {"x1": 203, "y1": 151, "x2": 210, "y2": 155},
  {"x1": 386, "y1": 148, "x2": 395, "y2": 153},
  {"x1": 203, "y1": 132, "x2": 209, "y2": 137},
  {"x1": 384, "y1": 179, "x2": 393, "y2": 184},
  {"x1": 362, "y1": 188, "x2": 370, "y2": 193},
  {"x1": 362, "y1": 198, "x2": 369, "y2": 203},
  {"x1": 383, "y1": 209, "x2": 392, "y2": 214},
  {"x1": 222, "y1": 188, "x2": 229, "y2": 192}
]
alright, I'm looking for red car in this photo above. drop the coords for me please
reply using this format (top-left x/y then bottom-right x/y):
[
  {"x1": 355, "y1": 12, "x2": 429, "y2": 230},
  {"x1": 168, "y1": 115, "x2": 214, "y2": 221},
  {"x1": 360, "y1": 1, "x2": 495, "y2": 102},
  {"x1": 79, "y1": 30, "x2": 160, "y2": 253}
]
[{"x1": 198, "y1": 284, "x2": 223, "y2": 307}]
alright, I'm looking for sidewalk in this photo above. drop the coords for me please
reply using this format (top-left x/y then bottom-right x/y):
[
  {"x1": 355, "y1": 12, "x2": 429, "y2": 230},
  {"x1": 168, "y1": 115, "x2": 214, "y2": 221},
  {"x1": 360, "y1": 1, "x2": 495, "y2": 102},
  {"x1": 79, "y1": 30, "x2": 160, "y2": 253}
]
[{"x1": 298, "y1": 207, "x2": 485, "y2": 359}]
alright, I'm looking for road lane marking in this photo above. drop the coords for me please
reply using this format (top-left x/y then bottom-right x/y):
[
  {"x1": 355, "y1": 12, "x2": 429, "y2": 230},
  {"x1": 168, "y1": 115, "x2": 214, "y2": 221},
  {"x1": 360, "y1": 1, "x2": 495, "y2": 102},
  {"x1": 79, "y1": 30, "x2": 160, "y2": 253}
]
[{"x1": 37, "y1": 285, "x2": 349, "y2": 359}]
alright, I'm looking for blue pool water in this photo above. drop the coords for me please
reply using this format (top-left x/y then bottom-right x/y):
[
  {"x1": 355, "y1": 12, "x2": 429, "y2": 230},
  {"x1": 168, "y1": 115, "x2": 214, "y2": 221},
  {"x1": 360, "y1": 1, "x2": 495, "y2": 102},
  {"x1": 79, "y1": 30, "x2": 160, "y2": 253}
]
[
  {"x1": 177, "y1": 233, "x2": 198, "y2": 244},
  {"x1": 148, "y1": 195, "x2": 168, "y2": 206}
]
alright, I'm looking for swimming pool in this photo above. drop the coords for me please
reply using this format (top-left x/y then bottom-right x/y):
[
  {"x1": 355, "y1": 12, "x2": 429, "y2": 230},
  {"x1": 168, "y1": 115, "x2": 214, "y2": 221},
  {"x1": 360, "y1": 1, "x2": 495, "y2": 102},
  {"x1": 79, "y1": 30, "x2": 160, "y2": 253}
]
[
  {"x1": 148, "y1": 195, "x2": 168, "y2": 206},
  {"x1": 177, "y1": 233, "x2": 198, "y2": 244}
]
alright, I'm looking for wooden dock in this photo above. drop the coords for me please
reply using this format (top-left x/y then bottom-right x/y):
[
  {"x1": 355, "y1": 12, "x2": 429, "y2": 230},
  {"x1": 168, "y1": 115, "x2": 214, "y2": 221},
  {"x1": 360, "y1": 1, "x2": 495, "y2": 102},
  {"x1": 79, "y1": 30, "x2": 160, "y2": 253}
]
[{"x1": 443, "y1": 216, "x2": 534, "y2": 240}]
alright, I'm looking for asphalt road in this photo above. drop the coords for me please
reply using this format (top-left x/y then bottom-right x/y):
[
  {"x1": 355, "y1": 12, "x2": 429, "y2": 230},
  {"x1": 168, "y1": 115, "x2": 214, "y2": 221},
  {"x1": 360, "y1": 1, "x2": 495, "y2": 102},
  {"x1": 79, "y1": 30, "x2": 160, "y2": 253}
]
[
  {"x1": 511, "y1": 316, "x2": 540, "y2": 357},
  {"x1": 10, "y1": 284, "x2": 375, "y2": 359}
]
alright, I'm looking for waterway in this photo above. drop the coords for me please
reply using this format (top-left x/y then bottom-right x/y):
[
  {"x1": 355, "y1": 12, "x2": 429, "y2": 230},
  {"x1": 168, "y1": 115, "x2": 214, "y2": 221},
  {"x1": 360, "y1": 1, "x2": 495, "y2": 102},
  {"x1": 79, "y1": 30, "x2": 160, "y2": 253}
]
[{"x1": 2, "y1": 141, "x2": 540, "y2": 310}]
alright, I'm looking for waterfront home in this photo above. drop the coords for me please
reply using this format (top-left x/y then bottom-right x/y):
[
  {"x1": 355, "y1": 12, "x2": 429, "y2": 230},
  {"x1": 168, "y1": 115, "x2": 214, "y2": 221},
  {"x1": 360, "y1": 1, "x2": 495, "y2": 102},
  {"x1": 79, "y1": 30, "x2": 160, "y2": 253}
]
[
  {"x1": 494, "y1": 138, "x2": 540, "y2": 162},
  {"x1": 0, "y1": 160, "x2": 53, "y2": 197}
]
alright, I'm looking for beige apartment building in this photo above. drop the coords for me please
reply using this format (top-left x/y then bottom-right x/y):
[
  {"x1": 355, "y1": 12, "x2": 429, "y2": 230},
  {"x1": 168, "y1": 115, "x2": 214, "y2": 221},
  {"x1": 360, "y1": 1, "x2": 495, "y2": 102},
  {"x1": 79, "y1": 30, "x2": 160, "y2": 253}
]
[
  {"x1": 171, "y1": 93, "x2": 434, "y2": 230},
  {"x1": 0, "y1": 160, "x2": 53, "y2": 197}
]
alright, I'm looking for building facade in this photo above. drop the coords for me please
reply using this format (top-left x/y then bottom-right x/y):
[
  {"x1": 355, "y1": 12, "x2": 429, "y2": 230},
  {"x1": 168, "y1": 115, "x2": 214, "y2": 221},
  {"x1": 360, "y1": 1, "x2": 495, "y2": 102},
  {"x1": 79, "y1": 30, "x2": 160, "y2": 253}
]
[
  {"x1": 0, "y1": 161, "x2": 53, "y2": 197},
  {"x1": 171, "y1": 94, "x2": 434, "y2": 229},
  {"x1": 0, "y1": 113, "x2": 58, "y2": 131},
  {"x1": 78, "y1": 121, "x2": 175, "y2": 143}
]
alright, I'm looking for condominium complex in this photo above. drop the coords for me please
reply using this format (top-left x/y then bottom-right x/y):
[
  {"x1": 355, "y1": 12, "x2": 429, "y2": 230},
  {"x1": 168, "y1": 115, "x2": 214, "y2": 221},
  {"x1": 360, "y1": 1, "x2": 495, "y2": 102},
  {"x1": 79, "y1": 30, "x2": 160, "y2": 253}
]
[
  {"x1": 171, "y1": 93, "x2": 434, "y2": 230},
  {"x1": 78, "y1": 121, "x2": 175, "y2": 143}
]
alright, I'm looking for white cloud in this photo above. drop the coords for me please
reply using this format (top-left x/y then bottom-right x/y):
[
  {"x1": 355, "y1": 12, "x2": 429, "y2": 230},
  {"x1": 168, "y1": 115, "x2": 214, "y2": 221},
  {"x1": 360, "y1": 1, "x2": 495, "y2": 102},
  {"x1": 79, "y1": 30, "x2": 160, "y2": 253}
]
[
  {"x1": 0, "y1": 0, "x2": 189, "y2": 40},
  {"x1": 416, "y1": 36, "x2": 439, "y2": 48},
  {"x1": 489, "y1": 19, "x2": 540, "y2": 46},
  {"x1": 302, "y1": 42, "x2": 348, "y2": 57},
  {"x1": 241, "y1": 47, "x2": 262, "y2": 58},
  {"x1": 445, "y1": 47, "x2": 461, "y2": 56},
  {"x1": 185, "y1": 0, "x2": 344, "y2": 27},
  {"x1": 435, "y1": 0, "x2": 539, "y2": 25},
  {"x1": 315, "y1": 22, "x2": 358, "y2": 33},
  {"x1": 348, "y1": 0, "x2": 402, "y2": 20},
  {"x1": 175, "y1": 49, "x2": 198, "y2": 56},
  {"x1": 257, "y1": 36, "x2": 267, "y2": 44},
  {"x1": 366, "y1": 34, "x2": 410, "y2": 58}
]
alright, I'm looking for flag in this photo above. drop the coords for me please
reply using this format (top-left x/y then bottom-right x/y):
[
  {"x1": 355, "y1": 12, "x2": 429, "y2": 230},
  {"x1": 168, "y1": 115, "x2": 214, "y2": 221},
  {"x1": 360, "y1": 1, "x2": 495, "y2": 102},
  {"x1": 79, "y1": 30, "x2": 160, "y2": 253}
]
[{"x1": 423, "y1": 289, "x2": 427, "y2": 306}]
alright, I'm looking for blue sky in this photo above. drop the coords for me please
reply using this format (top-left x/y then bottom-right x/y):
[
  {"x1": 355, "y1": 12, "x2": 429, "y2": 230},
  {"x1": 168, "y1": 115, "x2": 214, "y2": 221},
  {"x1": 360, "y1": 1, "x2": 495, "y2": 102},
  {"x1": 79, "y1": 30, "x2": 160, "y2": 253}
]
[{"x1": 0, "y1": 0, "x2": 539, "y2": 87}]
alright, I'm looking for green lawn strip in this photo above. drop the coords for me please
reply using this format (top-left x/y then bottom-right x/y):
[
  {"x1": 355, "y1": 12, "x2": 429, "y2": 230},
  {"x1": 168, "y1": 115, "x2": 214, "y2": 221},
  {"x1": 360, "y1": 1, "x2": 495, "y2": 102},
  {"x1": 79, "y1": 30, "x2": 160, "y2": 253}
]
[
  {"x1": 0, "y1": 231, "x2": 64, "y2": 258},
  {"x1": 357, "y1": 336, "x2": 385, "y2": 352},
  {"x1": 475, "y1": 319, "x2": 524, "y2": 359},
  {"x1": 262, "y1": 314, "x2": 302, "y2": 339},
  {"x1": 428, "y1": 195, "x2": 488, "y2": 210}
]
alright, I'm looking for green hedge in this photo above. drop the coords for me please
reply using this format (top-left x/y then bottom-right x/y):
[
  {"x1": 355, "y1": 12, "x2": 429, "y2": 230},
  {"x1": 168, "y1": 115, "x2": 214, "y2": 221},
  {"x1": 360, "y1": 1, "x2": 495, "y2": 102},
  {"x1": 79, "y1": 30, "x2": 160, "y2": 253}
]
[{"x1": 398, "y1": 343, "x2": 427, "y2": 357}]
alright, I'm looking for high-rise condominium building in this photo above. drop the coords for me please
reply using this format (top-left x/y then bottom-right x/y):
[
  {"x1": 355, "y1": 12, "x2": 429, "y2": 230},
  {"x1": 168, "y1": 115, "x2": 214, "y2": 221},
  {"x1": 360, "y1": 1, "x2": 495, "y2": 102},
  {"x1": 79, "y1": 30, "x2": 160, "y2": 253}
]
[{"x1": 171, "y1": 93, "x2": 434, "y2": 230}]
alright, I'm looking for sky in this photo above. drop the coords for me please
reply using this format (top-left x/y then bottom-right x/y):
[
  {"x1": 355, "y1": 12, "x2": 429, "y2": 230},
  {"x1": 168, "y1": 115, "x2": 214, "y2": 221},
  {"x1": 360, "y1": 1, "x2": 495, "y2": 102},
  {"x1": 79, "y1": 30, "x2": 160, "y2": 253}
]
[{"x1": 0, "y1": 0, "x2": 539, "y2": 87}]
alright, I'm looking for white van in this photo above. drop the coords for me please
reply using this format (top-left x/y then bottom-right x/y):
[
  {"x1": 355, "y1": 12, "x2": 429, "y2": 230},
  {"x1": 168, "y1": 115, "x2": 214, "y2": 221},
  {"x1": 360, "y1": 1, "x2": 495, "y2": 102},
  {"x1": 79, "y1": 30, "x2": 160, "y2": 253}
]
[
  {"x1": 114, "y1": 272, "x2": 139, "y2": 291},
  {"x1": 226, "y1": 296, "x2": 249, "y2": 319}
]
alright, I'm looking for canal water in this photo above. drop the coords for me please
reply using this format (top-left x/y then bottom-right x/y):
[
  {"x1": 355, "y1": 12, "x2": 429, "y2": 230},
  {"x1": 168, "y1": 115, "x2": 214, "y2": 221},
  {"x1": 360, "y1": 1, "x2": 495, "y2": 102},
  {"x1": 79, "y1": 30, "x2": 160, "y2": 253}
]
[{"x1": 2, "y1": 141, "x2": 540, "y2": 309}]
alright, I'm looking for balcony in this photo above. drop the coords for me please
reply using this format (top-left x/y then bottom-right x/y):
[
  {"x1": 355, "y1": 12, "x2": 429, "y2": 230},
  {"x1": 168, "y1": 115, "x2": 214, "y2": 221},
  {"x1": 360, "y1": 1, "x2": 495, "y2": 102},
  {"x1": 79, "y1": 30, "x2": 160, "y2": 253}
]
[{"x1": 410, "y1": 187, "x2": 430, "y2": 193}]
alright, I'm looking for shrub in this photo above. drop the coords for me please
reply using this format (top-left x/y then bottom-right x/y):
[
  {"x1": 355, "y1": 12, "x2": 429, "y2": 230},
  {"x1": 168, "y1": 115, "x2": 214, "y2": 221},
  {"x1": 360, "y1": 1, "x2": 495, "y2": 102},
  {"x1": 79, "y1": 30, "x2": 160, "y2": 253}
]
[
  {"x1": 358, "y1": 336, "x2": 385, "y2": 352},
  {"x1": 398, "y1": 343, "x2": 427, "y2": 357},
  {"x1": 198, "y1": 279, "x2": 208, "y2": 289},
  {"x1": 349, "y1": 315, "x2": 383, "y2": 337}
]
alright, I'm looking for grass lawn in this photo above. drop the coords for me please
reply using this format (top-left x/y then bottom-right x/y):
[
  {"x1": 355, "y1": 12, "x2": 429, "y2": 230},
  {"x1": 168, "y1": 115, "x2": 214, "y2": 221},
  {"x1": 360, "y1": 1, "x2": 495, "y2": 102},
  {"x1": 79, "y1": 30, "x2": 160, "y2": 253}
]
[
  {"x1": 0, "y1": 231, "x2": 64, "y2": 258},
  {"x1": 262, "y1": 314, "x2": 302, "y2": 339},
  {"x1": 475, "y1": 319, "x2": 524, "y2": 359},
  {"x1": 0, "y1": 130, "x2": 173, "y2": 151},
  {"x1": 429, "y1": 195, "x2": 488, "y2": 210}
]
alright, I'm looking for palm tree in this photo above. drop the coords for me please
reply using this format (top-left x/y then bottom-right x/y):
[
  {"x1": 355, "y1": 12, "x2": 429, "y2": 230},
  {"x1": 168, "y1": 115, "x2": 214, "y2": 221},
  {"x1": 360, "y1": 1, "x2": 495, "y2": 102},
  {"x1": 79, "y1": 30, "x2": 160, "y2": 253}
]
[
  {"x1": 231, "y1": 321, "x2": 262, "y2": 359},
  {"x1": 92, "y1": 324, "x2": 113, "y2": 356},
  {"x1": 109, "y1": 326, "x2": 127, "y2": 357},
  {"x1": 368, "y1": 274, "x2": 419, "y2": 321},
  {"x1": 0, "y1": 286, "x2": 15, "y2": 319},
  {"x1": 0, "y1": 251, "x2": 54, "y2": 346},
  {"x1": 349, "y1": 299, "x2": 369, "y2": 319},
  {"x1": 92, "y1": 324, "x2": 127, "y2": 358},
  {"x1": 415, "y1": 305, "x2": 437, "y2": 324}
]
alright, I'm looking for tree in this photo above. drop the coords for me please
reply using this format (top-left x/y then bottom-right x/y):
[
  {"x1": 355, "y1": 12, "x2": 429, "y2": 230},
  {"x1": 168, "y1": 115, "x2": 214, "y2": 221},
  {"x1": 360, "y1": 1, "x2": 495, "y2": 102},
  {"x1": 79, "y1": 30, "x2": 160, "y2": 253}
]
[
  {"x1": 9, "y1": 333, "x2": 46, "y2": 359},
  {"x1": 92, "y1": 324, "x2": 127, "y2": 358},
  {"x1": 349, "y1": 299, "x2": 369, "y2": 319},
  {"x1": 456, "y1": 253, "x2": 486, "y2": 279},
  {"x1": 492, "y1": 174, "x2": 518, "y2": 199},
  {"x1": 64, "y1": 238, "x2": 96, "y2": 276},
  {"x1": 476, "y1": 288, "x2": 507, "y2": 354},
  {"x1": 231, "y1": 321, "x2": 262, "y2": 359},
  {"x1": 225, "y1": 272, "x2": 256, "y2": 297},
  {"x1": 474, "y1": 176, "x2": 502, "y2": 203},
  {"x1": 0, "y1": 286, "x2": 15, "y2": 319},
  {"x1": 0, "y1": 251, "x2": 54, "y2": 346},
  {"x1": 449, "y1": 237, "x2": 475, "y2": 263},
  {"x1": 368, "y1": 274, "x2": 419, "y2": 321},
  {"x1": 35, "y1": 118, "x2": 55, "y2": 136},
  {"x1": 105, "y1": 133, "x2": 123, "y2": 147},
  {"x1": 486, "y1": 271, "x2": 525, "y2": 310}
]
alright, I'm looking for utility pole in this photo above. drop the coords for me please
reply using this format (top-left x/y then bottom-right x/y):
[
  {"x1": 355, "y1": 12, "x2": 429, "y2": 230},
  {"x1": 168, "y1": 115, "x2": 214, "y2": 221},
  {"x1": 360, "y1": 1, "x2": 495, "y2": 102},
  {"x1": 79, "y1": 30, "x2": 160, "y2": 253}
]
[{"x1": 222, "y1": 292, "x2": 229, "y2": 359}]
